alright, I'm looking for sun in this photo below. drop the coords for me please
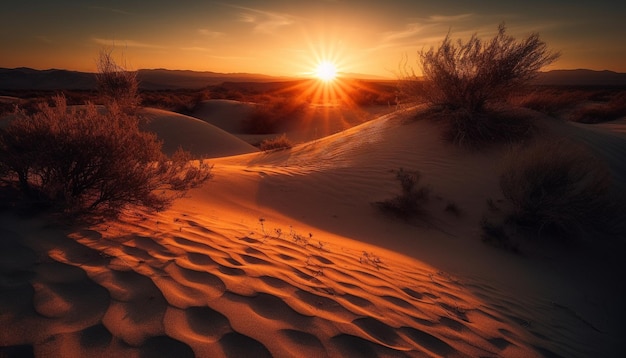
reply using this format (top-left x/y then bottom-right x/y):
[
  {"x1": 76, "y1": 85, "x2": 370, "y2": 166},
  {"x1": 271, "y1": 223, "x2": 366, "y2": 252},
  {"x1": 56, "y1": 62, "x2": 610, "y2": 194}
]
[{"x1": 314, "y1": 61, "x2": 338, "y2": 82}]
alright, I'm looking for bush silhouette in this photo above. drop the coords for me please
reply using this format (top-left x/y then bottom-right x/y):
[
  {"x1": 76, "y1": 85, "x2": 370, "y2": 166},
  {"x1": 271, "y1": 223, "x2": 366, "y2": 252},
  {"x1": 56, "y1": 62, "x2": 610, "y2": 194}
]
[
  {"x1": 499, "y1": 140, "x2": 622, "y2": 240},
  {"x1": 259, "y1": 134, "x2": 293, "y2": 151},
  {"x1": 374, "y1": 168, "x2": 431, "y2": 222},
  {"x1": 0, "y1": 96, "x2": 211, "y2": 216},
  {"x1": 419, "y1": 24, "x2": 559, "y2": 112},
  {"x1": 96, "y1": 49, "x2": 140, "y2": 110}
]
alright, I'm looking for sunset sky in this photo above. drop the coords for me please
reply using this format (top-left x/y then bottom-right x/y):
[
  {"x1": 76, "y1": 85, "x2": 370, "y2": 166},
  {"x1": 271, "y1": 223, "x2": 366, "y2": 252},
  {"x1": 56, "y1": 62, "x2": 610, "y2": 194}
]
[{"x1": 1, "y1": 0, "x2": 624, "y2": 78}]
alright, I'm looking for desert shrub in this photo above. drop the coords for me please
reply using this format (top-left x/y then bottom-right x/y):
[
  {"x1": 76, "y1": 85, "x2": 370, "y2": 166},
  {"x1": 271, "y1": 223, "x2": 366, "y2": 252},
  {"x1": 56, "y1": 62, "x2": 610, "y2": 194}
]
[
  {"x1": 510, "y1": 88, "x2": 592, "y2": 115},
  {"x1": 0, "y1": 96, "x2": 211, "y2": 216},
  {"x1": 432, "y1": 106, "x2": 534, "y2": 148},
  {"x1": 569, "y1": 92, "x2": 626, "y2": 123},
  {"x1": 259, "y1": 134, "x2": 293, "y2": 151},
  {"x1": 96, "y1": 49, "x2": 140, "y2": 110},
  {"x1": 418, "y1": 24, "x2": 559, "y2": 112},
  {"x1": 140, "y1": 90, "x2": 208, "y2": 114},
  {"x1": 241, "y1": 96, "x2": 308, "y2": 134},
  {"x1": 480, "y1": 217, "x2": 520, "y2": 253},
  {"x1": 396, "y1": 54, "x2": 428, "y2": 105},
  {"x1": 374, "y1": 168, "x2": 431, "y2": 221},
  {"x1": 499, "y1": 139, "x2": 620, "y2": 240}
]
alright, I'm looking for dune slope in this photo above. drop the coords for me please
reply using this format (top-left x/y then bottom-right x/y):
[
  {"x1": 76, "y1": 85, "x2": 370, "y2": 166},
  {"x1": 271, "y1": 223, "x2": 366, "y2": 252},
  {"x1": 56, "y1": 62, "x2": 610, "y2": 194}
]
[
  {"x1": 2, "y1": 107, "x2": 625, "y2": 357},
  {"x1": 140, "y1": 108, "x2": 259, "y2": 158}
]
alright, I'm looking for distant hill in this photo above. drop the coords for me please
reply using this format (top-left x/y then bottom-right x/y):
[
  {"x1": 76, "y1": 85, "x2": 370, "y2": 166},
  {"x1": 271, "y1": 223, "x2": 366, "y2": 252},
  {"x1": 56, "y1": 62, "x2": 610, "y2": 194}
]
[
  {"x1": 1, "y1": 67, "x2": 625, "y2": 90},
  {"x1": 0, "y1": 68, "x2": 96, "y2": 90},
  {"x1": 0, "y1": 68, "x2": 290, "y2": 91},
  {"x1": 533, "y1": 69, "x2": 626, "y2": 86},
  {"x1": 137, "y1": 69, "x2": 287, "y2": 90}
]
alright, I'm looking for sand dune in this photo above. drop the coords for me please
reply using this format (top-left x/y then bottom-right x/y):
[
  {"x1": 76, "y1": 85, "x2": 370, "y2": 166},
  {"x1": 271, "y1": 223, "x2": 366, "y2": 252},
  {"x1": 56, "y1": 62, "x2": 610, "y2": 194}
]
[
  {"x1": 190, "y1": 100, "x2": 257, "y2": 134},
  {"x1": 0, "y1": 212, "x2": 545, "y2": 357},
  {"x1": 140, "y1": 108, "x2": 259, "y2": 158},
  {"x1": 1, "y1": 107, "x2": 625, "y2": 357}
]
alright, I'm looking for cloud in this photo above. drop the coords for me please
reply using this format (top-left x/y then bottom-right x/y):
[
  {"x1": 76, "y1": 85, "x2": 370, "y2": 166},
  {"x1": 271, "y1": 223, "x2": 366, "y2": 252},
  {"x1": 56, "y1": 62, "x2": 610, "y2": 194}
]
[
  {"x1": 368, "y1": 13, "x2": 478, "y2": 52},
  {"x1": 427, "y1": 13, "x2": 473, "y2": 23},
  {"x1": 181, "y1": 46, "x2": 212, "y2": 52},
  {"x1": 92, "y1": 38, "x2": 163, "y2": 49},
  {"x1": 231, "y1": 5, "x2": 295, "y2": 34},
  {"x1": 36, "y1": 36, "x2": 53, "y2": 44},
  {"x1": 198, "y1": 29, "x2": 224, "y2": 38}
]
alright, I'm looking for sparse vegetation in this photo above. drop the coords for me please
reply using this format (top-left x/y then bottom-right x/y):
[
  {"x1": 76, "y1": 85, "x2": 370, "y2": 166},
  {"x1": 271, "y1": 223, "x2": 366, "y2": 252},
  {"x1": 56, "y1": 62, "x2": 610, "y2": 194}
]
[
  {"x1": 569, "y1": 91, "x2": 626, "y2": 123},
  {"x1": 96, "y1": 49, "x2": 140, "y2": 110},
  {"x1": 434, "y1": 106, "x2": 535, "y2": 147},
  {"x1": 499, "y1": 139, "x2": 621, "y2": 240},
  {"x1": 259, "y1": 134, "x2": 293, "y2": 151},
  {"x1": 419, "y1": 23, "x2": 559, "y2": 112},
  {"x1": 241, "y1": 96, "x2": 308, "y2": 134},
  {"x1": 510, "y1": 88, "x2": 592, "y2": 115},
  {"x1": 444, "y1": 202, "x2": 462, "y2": 217},
  {"x1": 407, "y1": 24, "x2": 559, "y2": 146},
  {"x1": 480, "y1": 217, "x2": 520, "y2": 253},
  {"x1": 374, "y1": 168, "x2": 431, "y2": 222},
  {"x1": 0, "y1": 96, "x2": 211, "y2": 216}
]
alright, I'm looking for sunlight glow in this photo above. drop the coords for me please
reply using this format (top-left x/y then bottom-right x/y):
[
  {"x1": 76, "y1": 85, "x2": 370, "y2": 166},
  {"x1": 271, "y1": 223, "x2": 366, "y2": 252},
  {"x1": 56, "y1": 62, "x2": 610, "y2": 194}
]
[{"x1": 315, "y1": 61, "x2": 338, "y2": 82}]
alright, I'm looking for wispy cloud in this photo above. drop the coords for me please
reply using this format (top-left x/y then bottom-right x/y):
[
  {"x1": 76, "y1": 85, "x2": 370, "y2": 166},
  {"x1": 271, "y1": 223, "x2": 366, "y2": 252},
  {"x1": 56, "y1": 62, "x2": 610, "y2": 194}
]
[
  {"x1": 427, "y1": 14, "x2": 473, "y2": 23},
  {"x1": 229, "y1": 5, "x2": 295, "y2": 34},
  {"x1": 36, "y1": 36, "x2": 53, "y2": 44},
  {"x1": 369, "y1": 13, "x2": 477, "y2": 52},
  {"x1": 198, "y1": 29, "x2": 224, "y2": 38},
  {"x1": 181, "y1": 46, "x2": 212, "y2": 52},
  {"x1": 92, "y1": 38, "x2": 163, "y2": 49}
]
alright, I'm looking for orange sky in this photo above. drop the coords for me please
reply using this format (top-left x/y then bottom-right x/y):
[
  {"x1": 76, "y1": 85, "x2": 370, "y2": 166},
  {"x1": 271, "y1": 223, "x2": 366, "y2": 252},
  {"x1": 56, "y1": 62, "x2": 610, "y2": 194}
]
[{"x1": 1, "y1": 1, "x2": 625, "y2": 77}]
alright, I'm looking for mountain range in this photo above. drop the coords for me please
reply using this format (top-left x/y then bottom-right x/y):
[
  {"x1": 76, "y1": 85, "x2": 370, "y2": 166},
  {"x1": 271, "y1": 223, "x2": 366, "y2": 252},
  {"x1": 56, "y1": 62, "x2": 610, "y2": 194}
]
[{"x1": 1, "y1": 67, "x2": 625, "y2": 91}]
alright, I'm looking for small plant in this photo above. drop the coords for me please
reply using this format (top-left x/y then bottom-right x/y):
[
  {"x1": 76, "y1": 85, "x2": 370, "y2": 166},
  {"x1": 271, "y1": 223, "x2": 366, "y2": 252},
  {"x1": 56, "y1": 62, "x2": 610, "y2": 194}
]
[
  {"x1": 480, "y1": 217, "x2": 520, "y2": 253},
  {"x1": 288, "y1": 225, "x2": 310, "y2": 247},
  {"x1": 499, "y1": 139, "x2": 622, "y2": 240},
  {"x1": 359, "y1": 251, "x2": 382, "y2": 270},
  {"x1": 444, "y1": 202, "x2": 462, "y2": 217},
  {"x1": 373, "y1": 168, "x2": 431, "y2": 222},
  {"x1": 259, "y1": 217, "x2": 267, "y2": 236},
  {"x1": 486, "y1": 198, "x2": 501, "y2": 212},
  {"x1": 259, "y1": 134, "x2": 293, "y2": 152}
]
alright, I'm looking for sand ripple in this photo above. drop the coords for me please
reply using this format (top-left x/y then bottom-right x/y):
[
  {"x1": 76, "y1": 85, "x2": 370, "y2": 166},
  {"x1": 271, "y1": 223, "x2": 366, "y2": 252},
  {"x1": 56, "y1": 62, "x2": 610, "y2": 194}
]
[{"x1": 0, "y1": 212, "x2": 596, "y2": 357}]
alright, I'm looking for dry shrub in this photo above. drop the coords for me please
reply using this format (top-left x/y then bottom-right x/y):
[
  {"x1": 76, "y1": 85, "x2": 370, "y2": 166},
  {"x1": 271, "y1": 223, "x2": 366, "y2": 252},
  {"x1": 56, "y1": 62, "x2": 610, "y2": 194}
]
[
  {"x1": 419, "y1": 24, "x2": 559, "y2": 112},
  {"x1": 241, "y1": 96, "x2": 308, "y2": 134},
  {"x1": 510, "y1": 88, "x2": 592, "y2": 115},
  {"x1": 570, "y1": 92, "x2": 626, "y2": 123},
  {"x1": 259, "y1": 134, "x2": 293, "y2": 152},
  {"x1": 407, "y1": 24, "x2": 558, "y2": 147},
  {"x1": 374, "y1": 168, "x2": 431, "y2": 222},
  {"x1": 431, "y1": 106, "x2": 534, "y2": 148},
  {"x1": 141, "y1": 90, "x2": 208, "y2": 115},
  {"x1": 96, "y1": 49, "x2": 140, "y2": 110},
  {"x1": 500, "y1": 139, "x2": 622, "y2": 240},
  {"x1": 0, "y1": 96, "x2": 211, "y2": 216}
]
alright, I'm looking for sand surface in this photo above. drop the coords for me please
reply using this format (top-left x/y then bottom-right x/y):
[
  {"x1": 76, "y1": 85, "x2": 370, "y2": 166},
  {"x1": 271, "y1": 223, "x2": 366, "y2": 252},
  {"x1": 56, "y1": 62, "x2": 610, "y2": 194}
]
[
  {"x1": 139, "y1": 107, "x2": 259, "y2": 158},
  {"x1": 2, "y1": 106, "x2": 625, "y2": 357}
]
